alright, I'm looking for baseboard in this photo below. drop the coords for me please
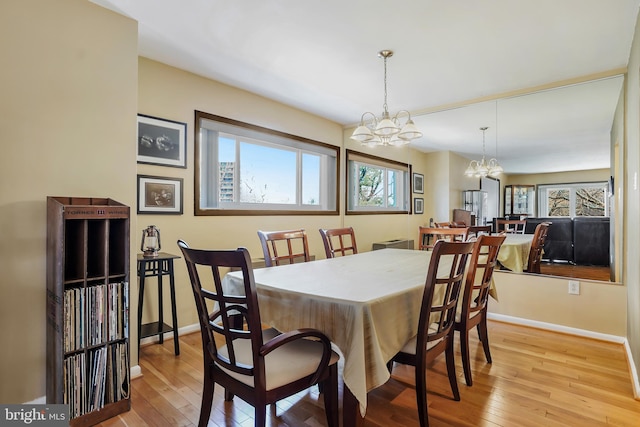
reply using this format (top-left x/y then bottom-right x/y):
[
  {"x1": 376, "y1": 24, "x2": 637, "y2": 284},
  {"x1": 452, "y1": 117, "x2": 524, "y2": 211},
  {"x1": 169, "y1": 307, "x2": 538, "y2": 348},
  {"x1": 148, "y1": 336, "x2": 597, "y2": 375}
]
[
  {"x1": 488, "y1": 312, "x2": 640, "y2": 400},
  {"x1": 623, "y1": 339, "x2": 640, "y2": 399},
  {"x1": 487, "y1": 312, "x2": 625, "y2": 343},
  {"x1": 138, "y1": 322, "x2": 200, "y2": 346},
  {"x1": 131, "y1": 364, "x2": 142, "y2": 380}
]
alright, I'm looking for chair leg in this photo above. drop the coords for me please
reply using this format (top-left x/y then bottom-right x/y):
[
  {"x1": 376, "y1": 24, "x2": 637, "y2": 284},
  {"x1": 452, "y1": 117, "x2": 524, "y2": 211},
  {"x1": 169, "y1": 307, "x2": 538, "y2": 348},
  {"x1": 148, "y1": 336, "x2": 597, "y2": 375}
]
[
  {"x1": 254, "y1": 405, "x2": 267, "y2": 427},
  {"x1": 459, "y1": 328, "x2": 473, "y2": 386},
  {"x1": 414, "y1": 358, "x2": 429, "y2": 427},
  {"x1": 198, "y1": 368, "x2": 215, "y2": 427},
  {"x1": 445, "y1": 339, "x2": 460, "y2": 401},
  {"x1": 322, "y1": 364, "x2": 340, "y2": 427},
  {"x1": 477, "y1": 317, "x2": 492, "y2": 364}
]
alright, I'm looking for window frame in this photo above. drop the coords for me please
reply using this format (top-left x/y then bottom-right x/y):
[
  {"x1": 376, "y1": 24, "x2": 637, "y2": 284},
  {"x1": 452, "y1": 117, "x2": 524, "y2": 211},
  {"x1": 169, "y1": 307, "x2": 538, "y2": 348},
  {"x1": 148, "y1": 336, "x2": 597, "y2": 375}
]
[
  {"x1": 345, "y1": 149, "x2": 412, "y2": 215},
  {"x1": 537, "y1": 181, "x2": 609, "y2": 217},
  {"x1": 195, "y1": 111, "x2": 340, "y2": 216}
]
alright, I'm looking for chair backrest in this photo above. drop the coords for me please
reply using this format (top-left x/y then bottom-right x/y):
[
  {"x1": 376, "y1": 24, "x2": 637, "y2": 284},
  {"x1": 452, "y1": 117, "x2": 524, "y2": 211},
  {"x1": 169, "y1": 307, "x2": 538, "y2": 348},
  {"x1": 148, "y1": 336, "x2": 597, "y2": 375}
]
[
  {"x1": 257, "y1": 229, "x2": 311, "y2": 267},
  {"x1": 417, "y1": 240, "x2": 475, "y2": 354},
  {"x1": 461, "y1": 234, "x2": 506, "y2": 321},
  {"x1": 318, "y1": 227, "x2": 358, "y2": 258},
  {"x1": 496, "y1": 219, "x2": 526, "y2": 234},
  {"x1": 177, "y1": 240, "x2": 266, "y2": 383},
  {"x1": 527, "y1": 222, "x2": 551, "y2": 273},
  {"x1": 434, "y1": 222, "x2": 453, "y2": 228},
  {"x1": 418, "y1": 226, "x2": 469, "y2": 250},
  {"x1": 467, "y1": 225, "x2": 492, "y2": 238}
]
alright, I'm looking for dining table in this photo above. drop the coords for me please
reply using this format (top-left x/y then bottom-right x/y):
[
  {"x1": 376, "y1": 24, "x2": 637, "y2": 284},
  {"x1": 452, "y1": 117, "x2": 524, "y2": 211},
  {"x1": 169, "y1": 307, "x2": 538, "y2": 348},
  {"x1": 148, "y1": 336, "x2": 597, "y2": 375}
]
[
  {"x1": 496, "y1": 233, "x2": 534, "y2": 272},
  {"x1": 222, "y1": 248, "x2": 453, "y2": 425}
]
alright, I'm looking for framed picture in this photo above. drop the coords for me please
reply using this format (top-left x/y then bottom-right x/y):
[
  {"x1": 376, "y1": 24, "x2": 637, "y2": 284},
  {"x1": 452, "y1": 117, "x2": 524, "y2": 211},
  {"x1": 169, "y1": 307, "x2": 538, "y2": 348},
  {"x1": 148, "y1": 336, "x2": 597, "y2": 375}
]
[
  {"x1": 137, "y1": 175, "x2": 183, "y2": 214},
  {"x1": 414, "y1": 197, "x2": 424, "y2": 214},
  {"x1": 137, "y1": 114, "x2": 187, "y2": 168},
  {"x1": 413, "y1": 173, "x2": 424, "y2": 194}
]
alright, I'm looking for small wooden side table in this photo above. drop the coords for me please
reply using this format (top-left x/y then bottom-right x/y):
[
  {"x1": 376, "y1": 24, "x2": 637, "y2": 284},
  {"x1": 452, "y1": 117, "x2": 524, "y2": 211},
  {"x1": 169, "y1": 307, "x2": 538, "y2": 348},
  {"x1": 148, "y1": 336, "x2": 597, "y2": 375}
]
[{"x1": 137, "y1": 252, "x2": 180, "y2": 355}]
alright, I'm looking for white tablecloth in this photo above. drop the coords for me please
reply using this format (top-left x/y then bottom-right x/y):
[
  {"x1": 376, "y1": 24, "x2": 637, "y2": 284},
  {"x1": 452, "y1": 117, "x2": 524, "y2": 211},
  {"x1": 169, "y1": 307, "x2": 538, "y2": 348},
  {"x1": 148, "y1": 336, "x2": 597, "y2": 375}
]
[
  {"x1": 497, "y1": 234, "x2": 533, "y2": 272},
  {"x1": 222, "y1": 248, "x2": 437, "y2": 415}
]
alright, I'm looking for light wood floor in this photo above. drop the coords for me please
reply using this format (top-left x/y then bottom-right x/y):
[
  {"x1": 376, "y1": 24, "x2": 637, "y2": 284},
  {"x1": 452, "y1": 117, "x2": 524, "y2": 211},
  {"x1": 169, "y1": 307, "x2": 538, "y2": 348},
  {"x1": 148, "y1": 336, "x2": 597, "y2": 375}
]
[
  {"x1": 98, "y1": 321, "x2": 640, "y2": 427},
  {"x1": 539, "y1": 262, "x2": 612, "y2": 282}
]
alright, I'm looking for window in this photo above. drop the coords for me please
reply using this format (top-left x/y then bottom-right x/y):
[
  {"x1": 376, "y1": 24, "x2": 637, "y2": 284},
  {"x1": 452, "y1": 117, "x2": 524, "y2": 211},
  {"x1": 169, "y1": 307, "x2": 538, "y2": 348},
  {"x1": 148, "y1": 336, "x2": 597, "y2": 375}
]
[
  {"x1": 538, "y1": 182, "x2": 608, "y2": 217},
  {"x1": 195, "y1": 111, "x2": 339, "y2": 215},
  {"x1": 346, "y1": 149, "x2": 410, "y2": 214}
]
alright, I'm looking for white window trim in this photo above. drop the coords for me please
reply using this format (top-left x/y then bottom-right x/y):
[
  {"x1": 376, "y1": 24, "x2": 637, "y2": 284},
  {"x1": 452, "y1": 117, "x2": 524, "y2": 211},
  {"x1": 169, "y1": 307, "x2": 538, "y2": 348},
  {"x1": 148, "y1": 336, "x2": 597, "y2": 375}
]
[
  {"x1": 537, "y1": 181, "x2": 608, "y2": 217},
  {"x1": 195, "y1": 111, "x2": 339, "y2": 216}
]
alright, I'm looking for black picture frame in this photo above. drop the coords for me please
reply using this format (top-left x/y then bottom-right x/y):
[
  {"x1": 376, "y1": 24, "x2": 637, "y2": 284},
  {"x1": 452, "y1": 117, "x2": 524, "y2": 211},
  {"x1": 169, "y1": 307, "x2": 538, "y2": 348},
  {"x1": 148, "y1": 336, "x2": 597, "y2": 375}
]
[
  {"x1": 137, "y1": 175, "x2": 184, "y2": 214},
  {"x1": 414, "y1": 197, "x2": 424, "y2": 214},
  {"x1": 413, "y1": 173, "x2": 424, "y2": 194},
  {"x1": 137, "y1": 114, "x2": 187, "y2": 168}
]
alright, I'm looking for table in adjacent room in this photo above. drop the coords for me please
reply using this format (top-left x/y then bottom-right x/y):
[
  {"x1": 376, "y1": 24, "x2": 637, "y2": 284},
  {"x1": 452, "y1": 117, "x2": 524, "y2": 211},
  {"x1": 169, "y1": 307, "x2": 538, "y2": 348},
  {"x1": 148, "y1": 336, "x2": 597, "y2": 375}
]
[{"x1": 496, "y1": 234, "x2": 534, "y2": 272}]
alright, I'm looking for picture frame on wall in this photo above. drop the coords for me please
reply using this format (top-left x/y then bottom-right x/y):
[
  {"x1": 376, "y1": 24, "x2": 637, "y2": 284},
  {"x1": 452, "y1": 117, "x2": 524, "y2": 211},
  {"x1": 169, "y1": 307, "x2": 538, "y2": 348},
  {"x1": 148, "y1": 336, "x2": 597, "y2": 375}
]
[
  {"x1": 137, "y1": 175, "x2": 183, "y2": 214},
  {"x1": 137, "y1": 114, "x2": 187, "y2": 168},
  {"x1": 413, "y1": 172, "x2": 424, "y2": 194},
  {"x1": 414, "y1": 197, "x2": 424, "y2": 214}
]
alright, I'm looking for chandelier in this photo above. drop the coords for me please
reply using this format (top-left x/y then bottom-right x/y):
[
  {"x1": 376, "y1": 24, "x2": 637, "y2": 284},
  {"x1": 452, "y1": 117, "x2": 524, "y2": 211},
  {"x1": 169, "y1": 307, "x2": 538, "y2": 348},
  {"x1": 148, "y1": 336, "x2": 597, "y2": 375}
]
[
  {"x1": 350, "y1": 50, "x2": 422, "y2": 146},
  {"x1": 464, "y1": 126, "x2": 503, "y2": 178}
]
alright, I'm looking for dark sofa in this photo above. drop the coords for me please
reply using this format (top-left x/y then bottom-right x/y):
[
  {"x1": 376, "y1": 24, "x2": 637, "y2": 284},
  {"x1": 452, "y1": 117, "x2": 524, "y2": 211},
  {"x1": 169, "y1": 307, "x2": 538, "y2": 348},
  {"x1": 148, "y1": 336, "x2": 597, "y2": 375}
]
[
  {"x1": 521, "y1": 217, "x2": 610, "y2": 266},
  {"x1": 572, "y1": 217, "x2": 610, "y2": 266},
  {"x1": 525, "y1": 217, "x2": 574, "y2": 262}
]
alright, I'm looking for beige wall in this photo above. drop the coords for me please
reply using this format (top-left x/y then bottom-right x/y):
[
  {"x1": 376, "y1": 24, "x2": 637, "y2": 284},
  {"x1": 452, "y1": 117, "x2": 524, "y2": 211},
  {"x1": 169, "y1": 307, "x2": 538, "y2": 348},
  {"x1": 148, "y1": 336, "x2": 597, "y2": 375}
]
[
  {"x1": 0, "y1": 0, "x2": 138, "y2": 403},
  {"x1": 503, "y1": 169, "x2": 610, "y2": 188},
  {"x1": 450, "y1": 152, "x2": 481, "y2": 216},
  {"x1": 489, "y1": 272, "x2": 627, "y2": 336},
  {"x1": 2, "y1": 0, "x2": 639, "y2": 405}
]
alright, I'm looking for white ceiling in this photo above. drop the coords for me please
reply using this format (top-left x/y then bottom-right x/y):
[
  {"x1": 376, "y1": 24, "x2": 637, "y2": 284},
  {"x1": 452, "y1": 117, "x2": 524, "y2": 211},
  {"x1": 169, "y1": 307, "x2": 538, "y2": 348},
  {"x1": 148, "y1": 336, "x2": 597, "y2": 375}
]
[{"x1": 91, "y1": 0, "x2": 639, "y2": 174}]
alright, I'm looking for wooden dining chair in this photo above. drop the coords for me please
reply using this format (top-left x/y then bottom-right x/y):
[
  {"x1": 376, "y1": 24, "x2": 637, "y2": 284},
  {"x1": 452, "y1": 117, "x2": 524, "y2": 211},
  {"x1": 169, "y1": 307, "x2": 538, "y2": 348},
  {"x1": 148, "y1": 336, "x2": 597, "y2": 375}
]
[
  {"x1": 526, "y1": 222, "x2": 551, "y2": 273},
  {"x1": 467, "y1": 225, "x2": 492, "y2": 238},
  {"x1": 434, "y1": 221, "x2": 453, "y2": 228},
  {"x1": 418, "y1": 226, "x2": 469, "y2": 250},
  {"x1": 388, "y1": 240, "x2": 475, "y2": 427},
  {"x1": 257, "y1": 229, "x2": 311, "y2": 267},
  {"x1": 318, "y1": 227, "x2": 358, "y2": 258},
  {"x1": 177, "y1": 240, "x2": 339, "y2": 427},
  {"x1": 454, "y1": 234, "x2": 506, "y2": 386},
  {"x1": 496, "y1": 219, "x2": 526, "y2": 234}
]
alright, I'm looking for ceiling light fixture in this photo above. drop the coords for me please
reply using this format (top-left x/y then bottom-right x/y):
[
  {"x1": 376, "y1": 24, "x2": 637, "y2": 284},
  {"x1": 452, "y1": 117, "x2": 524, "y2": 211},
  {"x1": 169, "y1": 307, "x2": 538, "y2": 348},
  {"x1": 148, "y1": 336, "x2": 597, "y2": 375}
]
[
  {"x1": 350, "y1": 50, "x2": 422, "y2": 146},
  {"x1": 464, "y1": 126, "x2": 502, "y2": 178}
]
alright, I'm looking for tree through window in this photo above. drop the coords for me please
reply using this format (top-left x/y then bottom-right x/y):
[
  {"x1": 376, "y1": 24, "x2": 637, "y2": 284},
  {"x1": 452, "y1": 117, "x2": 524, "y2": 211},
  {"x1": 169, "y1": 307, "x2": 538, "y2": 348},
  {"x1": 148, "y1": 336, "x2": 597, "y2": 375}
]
[
  {"x1": 346, "y1": 150, "x2": 409, "y2": 214},
  {"x1": 539, "y1": 183, "x2": 607, "y2": 217}
]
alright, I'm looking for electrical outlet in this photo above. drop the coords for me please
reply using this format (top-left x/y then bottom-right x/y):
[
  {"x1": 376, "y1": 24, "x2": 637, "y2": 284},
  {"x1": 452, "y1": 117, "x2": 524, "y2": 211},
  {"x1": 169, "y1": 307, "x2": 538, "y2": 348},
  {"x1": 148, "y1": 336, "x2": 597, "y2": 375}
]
[{"x1": 568, "y1": 280, "x2": 580, "y2": 295}]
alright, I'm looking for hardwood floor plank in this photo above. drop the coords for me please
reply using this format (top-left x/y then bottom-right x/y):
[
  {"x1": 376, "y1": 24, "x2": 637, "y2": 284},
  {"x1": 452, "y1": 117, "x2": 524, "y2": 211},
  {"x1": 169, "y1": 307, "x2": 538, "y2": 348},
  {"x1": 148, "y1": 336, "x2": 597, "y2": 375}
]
[{"x1": 100, "y1": 321, "x2": 640, "y2": 427}]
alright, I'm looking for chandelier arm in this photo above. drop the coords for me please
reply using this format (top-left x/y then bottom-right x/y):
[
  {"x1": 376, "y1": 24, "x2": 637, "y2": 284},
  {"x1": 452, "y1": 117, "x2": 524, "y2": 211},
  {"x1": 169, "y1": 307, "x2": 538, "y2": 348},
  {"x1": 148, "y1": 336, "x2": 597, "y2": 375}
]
[
  {"x1": 393, "y1": 110, "x2": 412, "y2": 120},
  {"x1": 359, "y1": 111, "x2": 379, "y2": 129}
]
